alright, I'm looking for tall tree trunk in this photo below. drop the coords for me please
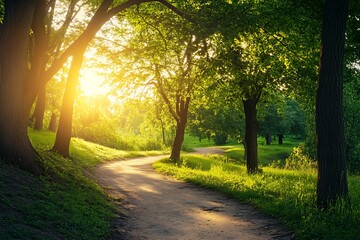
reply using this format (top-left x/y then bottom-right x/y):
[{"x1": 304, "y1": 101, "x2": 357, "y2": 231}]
[
  {"x1": 48, "y1": 112, "x2": 57, "y2": 132},
  {"x1": 316, "y1": 0, "x2": 349, "y2": 209},
  {"x1": 170, "y1": 97, "x2": 190, "y2": 162},
  {"x1": 30, "y1": 0, "x2": 55, "y2": 131},
  {"x1": 33, "y1": 84, "x2": 46, "y2": 130},
  {"x1": 0, "y1": 0, "x2": 41, "y2": 175},
  {"x1": 243, "y1": 96, "x2": 259, "y2": 174},
  {"x1": 28, "y1": 0, "x2": 47, "y2": 104},
  {"x1": 170, "y1": 119, "x2": 187, "y2": 161},
  {"x1": 160, "y1": 118, "x2": 166, "y2": 145},
  {"x1": 52, "y1": 50, "x2": 85, "y2": 157}
]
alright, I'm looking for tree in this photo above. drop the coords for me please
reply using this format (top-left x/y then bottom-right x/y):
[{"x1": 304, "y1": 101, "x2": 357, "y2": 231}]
[
  {"x1": 52, "y1": 50, "x2": 86, "y2": 157},
  {"x1": 210, "y1": 30, "x2": 288, "y2": 173},
  {"x1": 31, "y1": 0, "x2": 83, "y2": 131},
  {"x1": 116, "y1": 2, "x2": 208, "y2": 161},
  {"x1": 0, "y1": 0, "x2": 42, "y2": 174},
  {"x1": 316, "y1": 0, "x2": 349, "y2": 209},
  {"x1": 151, "y1": 36, "x2": 204, "y2": 161},
  {"x1": 51, "y1": 0, "x2": 187, "y2": 157},
  {"x1": 0, "y1": 0, "x2": 190, "y2": 171}
]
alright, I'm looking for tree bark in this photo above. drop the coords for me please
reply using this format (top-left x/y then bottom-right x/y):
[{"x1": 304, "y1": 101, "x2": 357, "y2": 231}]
[
  {"x1": 170, "y1": 119, "x2": 187, "y2": 161},
  {"x1": 48, "y1": 112, "x2": 57, "y2": 132},
  {"x1": 170, "y1": 97, "x2": 190, "y2": 162},
  {"x1": 52, "y1": 50, "x2": 85, "y2": 157},
  {"x1": 160, "y1": 118, "x2": 166, "y2": 145},
  {"x1": 26, "y1": 0, "x2": 49, "y2": 111},
  {"x1": 316, "y1": 0, "x2": 349, "y2": 209},
  {"x1": 0, "y1": 0, "x2": 41, "y2": 175},
  {"x1": 33, "y1": 84, "x2": 46, "y2": 130},
  {"x1": 243, "y1": 97, "x2": 259, "y2": 174}
]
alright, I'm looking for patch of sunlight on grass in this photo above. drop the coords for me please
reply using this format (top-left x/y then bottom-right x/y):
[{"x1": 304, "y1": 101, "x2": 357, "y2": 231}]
[{"x1": 29, "y1": 129, "x2": 168, "y2": 169}]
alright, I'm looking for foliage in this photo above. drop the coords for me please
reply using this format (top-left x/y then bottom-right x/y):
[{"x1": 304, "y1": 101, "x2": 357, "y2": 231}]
[
  {"x1": 188, "y1": 90, "x2": 244, "y2": 144},
  {"x1": 344, "y1": 71, "x2": 360, "y2": 174},
  {"x1": 154, "y1": 153, "x2": 360, "y2": 239},
  {"x1": 285, "y1": 144, "x2": 317, "y2": 171},
  {"x1": 0, "y1": 1, "x2": 3, "y2": 23},
  {"x1": 343, "y1": 7, "x2": 360, "y2": 173},
  {"x1": 72, "y1": 96, "x2": 168, "y2": 151},
  {"x1": 258, "y1": 99, "x2": 306, "y2": 138}
]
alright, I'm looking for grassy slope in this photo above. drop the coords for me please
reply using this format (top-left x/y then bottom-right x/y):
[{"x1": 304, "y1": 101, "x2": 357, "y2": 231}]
[
  {"x1": 0, "y1": 130, "x2": 167, "y2": 240},
  {"x1": 154, "y1": 139, "x2": 360, "y2": 240}
]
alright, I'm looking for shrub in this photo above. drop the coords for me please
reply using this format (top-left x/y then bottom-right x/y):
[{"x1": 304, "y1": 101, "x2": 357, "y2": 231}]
[
  {"x1": 285, "y1": 144, "x2": 317, "y2": 171},
  {"x1": 214, "y1": 132, "x2": 228, "y2": 145}
]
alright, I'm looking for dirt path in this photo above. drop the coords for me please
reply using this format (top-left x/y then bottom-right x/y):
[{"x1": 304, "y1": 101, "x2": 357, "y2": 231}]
[{"x1": 95, "y1": 151, "x2": 294, "y2": 240}]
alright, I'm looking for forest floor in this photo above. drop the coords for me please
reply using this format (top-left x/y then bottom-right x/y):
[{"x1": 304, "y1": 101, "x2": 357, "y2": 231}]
[{"x1": 95, "y1": 149, "x2": 294, "y2": 240}]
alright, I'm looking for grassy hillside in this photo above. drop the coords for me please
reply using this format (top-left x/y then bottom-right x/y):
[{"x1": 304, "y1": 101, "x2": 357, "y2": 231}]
[{"x1": 0, "y1": 130, "x2": 167, "y2": 240}]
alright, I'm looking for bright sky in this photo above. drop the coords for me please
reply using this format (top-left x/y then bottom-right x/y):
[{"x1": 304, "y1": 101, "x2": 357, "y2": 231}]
[
  {"x1": 79, "y1": 67, "x2": 108, "y2": 96},
  {"x1": 78, "y1": 45, "x2": 113, "y2": 97}
]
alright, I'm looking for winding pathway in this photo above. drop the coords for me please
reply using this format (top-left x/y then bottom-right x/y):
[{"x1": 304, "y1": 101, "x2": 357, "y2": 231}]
[{"x1": 95, "y1": 149, "x2": 293, "y2": 240}]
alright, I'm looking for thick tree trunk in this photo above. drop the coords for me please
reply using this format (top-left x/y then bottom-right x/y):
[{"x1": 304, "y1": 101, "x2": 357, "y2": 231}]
[
  {"x1": 23, "y1": 0, "x2": 48, "y2": 112},
  {"x1": 33, "y1": 84, "x2": 46, "y2": 130},
  {"x1": 52, "y1": 51, "x2": 85, "y2": 157},
  {"x1": 316, "y1": 0, "x2": 349, "y2": 209},
  {"x1": 30, "y1": 0, "x2": 50, "y2": 131},
  {"x1": 243, "y1": 97, "x2": 259, "y2": 174},
  {"x1": 170, "y1": 120, "x2": 187, "y2": 161},
  {"x1": 0, "y1": 0, "x2": 41, "y2": 175}
]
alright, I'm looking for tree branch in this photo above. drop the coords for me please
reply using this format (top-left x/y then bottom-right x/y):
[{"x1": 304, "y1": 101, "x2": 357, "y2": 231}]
[{"x1": 42, "y1": 0, "x2": 190, "y2": 85}]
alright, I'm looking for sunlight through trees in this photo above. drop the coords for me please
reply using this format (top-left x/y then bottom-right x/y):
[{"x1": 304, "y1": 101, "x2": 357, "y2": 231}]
[{"x1": 0, "y1": 0, "x2": 359, "y2": 216}]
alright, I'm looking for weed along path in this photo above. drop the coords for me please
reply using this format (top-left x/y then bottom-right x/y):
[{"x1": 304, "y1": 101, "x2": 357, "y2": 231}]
[{"x1": 95, "y1": 152, "x2": 293, "y2": 240}]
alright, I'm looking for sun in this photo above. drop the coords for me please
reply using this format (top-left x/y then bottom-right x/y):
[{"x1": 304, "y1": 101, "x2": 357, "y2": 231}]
[{"x1": 79, "y1": 67, "x2": 108, "y2": 96}]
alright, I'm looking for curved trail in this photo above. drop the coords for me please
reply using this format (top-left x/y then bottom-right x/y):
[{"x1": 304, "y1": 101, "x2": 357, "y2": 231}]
[{"x1": 95, "y1": 149, "x2": 293, "y2": 240}]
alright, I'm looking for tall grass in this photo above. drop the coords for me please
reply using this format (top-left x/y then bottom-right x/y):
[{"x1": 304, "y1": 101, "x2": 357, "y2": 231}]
[{"x1": 154, "y1": 152, "x2": 360, "y2": 239}]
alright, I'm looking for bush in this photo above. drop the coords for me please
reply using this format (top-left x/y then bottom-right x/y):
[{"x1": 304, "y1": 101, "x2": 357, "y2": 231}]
[
  {"x1": 214, "y1": 132, "x2": 228, "y2": 145},
  {"x1": 285, "y1": 144, "x2": 317, "y2": 171}
]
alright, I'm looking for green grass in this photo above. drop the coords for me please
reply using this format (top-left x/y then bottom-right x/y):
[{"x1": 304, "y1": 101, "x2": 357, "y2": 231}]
[
  {"x1": 221, "y1": 137, "x2": 301, "y2": 166},
  {"x1": 182, "y1": 134, "x2": 240, "y2": 151},
  {"x1": 0, "y1": 129, "x2": 167, "y2": 240},
  {"x1": 182, "y1": 134, "x2": 216, "y2": 150},
  {"x1": 153, "y1": 146, "x2": 360, "y2": 239}
]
